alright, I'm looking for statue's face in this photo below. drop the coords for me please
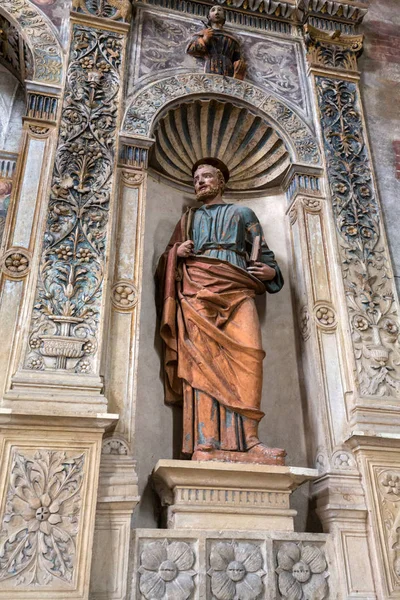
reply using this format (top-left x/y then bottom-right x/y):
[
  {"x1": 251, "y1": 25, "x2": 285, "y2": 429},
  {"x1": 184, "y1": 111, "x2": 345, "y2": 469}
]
[
  {"x1": 193, "y1": 165, "x2": 223, "y2": 201},
  {"x1": 208, "y1": 5, "x2": 225, "y2": 25}
]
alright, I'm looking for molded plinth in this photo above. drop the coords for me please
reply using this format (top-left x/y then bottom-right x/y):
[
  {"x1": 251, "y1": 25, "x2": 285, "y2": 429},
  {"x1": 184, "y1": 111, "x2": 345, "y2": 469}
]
[{"x1": 153, "y1": 459, "x2": 318, "y2": 531}]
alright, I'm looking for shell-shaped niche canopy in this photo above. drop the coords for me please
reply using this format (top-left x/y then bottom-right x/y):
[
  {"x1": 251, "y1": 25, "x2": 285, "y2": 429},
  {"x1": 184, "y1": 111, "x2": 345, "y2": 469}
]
[{"x1": 150, "y1": 99, "x2": 291, "y2": 192}]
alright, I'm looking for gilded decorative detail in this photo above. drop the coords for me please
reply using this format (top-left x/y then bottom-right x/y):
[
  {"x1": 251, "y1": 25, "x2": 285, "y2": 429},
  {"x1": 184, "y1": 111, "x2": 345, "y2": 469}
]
[
  {"x1": 211, "y1": 0, "x2": 296, "y2": 19},
  {"x1": 317, "y1": 77, "x2": 400, "y2": 397},
  {"x1": 305, "y1": 25, "x2": 363, "y2": 72},
  {"x1": 276, "y1": 542, "x2": 329, "y2": 599},
  {"x1": 0, "y1": 0, "x2": 63, "y2": 84},
  {"x1": 286, "y1": 173, "x2": 322, "y2": 202},
  {"x1": 0, "y1": 449, "x2": 84, "y2": 586},
  {"x1": 123, "y1": 74, "x2": 321, "y2": 166},
  {"x1": 0, "y1": 14, "x2": 33, "y2": 81},
  {"x1": 208, "y1": 541, "x2": 265, "y2": 600},
  {"x1": 71, "y1": 0, "x2": 132, "y2": 22},
  {"x1": 25, "y1": 25, "x2": 124, "y2": 373},
  {"x1": 138, "y1": 539, "x2": 196, "y2": 600},
  {"x1": 1, "y1": 248, "x2": 31, "y2": 279},
  {"x1": 111, "y1": 280, "x2": 138, "y2": 312}
]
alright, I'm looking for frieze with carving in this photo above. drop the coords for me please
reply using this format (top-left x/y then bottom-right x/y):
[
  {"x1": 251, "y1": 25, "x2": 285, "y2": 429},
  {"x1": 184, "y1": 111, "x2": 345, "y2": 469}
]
[
  {"x1": 0, "y1": 450, "x2": 84, "y2": 586},
  {"x1": 123, "y1": 74, "x2": 320, "y2": 166},
  {"x1": 317, "y1": 77, "x2": 400, "y2": 397},
  {"x1": 0, "y1": 0, "x2": 63, "y2": 84},
  {"x1": 132, "y1": 12, "x2": 306, "y2": 114},
  {"x1": 25, "y1": 26, "x2": 123, "y2": 374}
]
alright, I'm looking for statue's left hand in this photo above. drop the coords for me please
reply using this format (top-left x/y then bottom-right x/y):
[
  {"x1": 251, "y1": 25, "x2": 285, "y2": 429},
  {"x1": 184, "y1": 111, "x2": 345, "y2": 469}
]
[{"x1": 247, "y1": 262, "x2": 276, "y2": 281}]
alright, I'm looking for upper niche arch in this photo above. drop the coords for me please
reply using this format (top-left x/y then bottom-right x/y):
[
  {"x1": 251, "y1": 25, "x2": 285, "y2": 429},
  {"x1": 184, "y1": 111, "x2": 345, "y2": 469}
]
[
  {"x1": 122, "y1": 73, "x2": 321, "y2": 168},
  {"x1": 0, "y1": 0, "x2": 63, "y2": 86}
]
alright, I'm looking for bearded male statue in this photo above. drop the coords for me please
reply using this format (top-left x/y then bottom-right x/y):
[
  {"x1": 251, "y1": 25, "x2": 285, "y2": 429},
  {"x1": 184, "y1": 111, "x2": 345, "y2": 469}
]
[{"x1": 156, "y1": 159, "x2": 285, "y2": 464}]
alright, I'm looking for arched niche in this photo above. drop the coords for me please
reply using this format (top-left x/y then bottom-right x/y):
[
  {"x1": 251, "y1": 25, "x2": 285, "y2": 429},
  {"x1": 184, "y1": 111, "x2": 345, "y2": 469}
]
[
  {"x1": 127, "y1": 81, "x2": 322, "y2": 528},
  {"x1": 0, "y1": 0, "x2": 64, "y2": 86}
]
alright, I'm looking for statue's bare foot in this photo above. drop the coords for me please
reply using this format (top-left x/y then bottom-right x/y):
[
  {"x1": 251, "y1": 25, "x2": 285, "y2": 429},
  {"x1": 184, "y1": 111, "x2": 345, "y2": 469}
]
[{"x1": 247, "y1": 443, "x2": 286, "y2": 465}]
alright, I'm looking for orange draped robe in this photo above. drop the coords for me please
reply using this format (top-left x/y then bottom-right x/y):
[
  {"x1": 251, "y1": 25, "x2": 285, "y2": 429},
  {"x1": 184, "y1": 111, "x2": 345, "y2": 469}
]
[{"x1": 156, "y1": 205, "x2": 283, "y2": 455}]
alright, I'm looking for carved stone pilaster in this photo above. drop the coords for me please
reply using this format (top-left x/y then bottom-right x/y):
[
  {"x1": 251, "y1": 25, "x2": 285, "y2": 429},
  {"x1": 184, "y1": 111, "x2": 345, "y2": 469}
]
[{"x1": 4, "y1": 10, "x2": 130, "y2": 404}]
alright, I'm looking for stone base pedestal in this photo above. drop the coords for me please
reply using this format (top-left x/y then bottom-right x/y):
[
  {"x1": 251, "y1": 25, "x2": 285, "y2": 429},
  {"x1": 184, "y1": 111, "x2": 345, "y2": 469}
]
[{"x1": 153, "y1": 459, "x2": 318, "y2": 531}]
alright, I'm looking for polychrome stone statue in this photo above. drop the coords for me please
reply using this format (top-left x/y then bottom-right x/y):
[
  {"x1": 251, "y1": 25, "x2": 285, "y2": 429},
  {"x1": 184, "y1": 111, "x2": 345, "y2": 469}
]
[
  {"x1": 157, "y1": 158, "x2": 286, "y2": 465},
  {"x1": 186, "y1": 6, "x2": 246, "y2": 80}
]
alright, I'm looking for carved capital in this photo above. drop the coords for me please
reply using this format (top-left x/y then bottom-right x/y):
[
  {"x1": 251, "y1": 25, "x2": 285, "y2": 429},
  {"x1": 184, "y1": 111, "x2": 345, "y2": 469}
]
[
  {"x1": 71, "y1": 0, "x2": 132, "y2": 23},
  {"x1": 305, "y1": 24, "x2": 363, "y2": 72},
  {"x1": 302, "y1": 0, "x2": 369, "y2": 32}
]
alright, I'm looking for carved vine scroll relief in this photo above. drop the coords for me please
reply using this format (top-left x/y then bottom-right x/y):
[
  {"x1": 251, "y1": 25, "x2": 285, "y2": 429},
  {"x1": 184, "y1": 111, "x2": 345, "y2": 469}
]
[
  {"x1": 24, "y1": 25, "x2": 124, "y2": 374},
  {"x1": 316, "y1": 77, "x2": 400, "y2": 397}
]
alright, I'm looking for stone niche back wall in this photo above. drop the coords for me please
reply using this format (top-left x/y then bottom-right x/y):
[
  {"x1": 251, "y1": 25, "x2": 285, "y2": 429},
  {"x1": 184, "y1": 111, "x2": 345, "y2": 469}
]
[
  {"x1": 133, "y1": 174, "x2": 309, "y2": 529},
  {"x1": 360, "y1": 0, "x2": 400, "y2": 295}
]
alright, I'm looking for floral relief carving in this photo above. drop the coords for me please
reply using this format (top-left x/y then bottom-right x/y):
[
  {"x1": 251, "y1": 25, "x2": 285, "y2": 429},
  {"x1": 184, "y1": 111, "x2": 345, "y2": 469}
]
[
  {"x1": 305, "y1": 25, "x2": 363, "y2": 72},
  {"x1": 112, "y1": 280, "x2": 138, "y2": 311},
  {"x1": 138, "y1": 539, "x2": 196, "y2": 599},
  {"x1": 25, "y1": 26, "x2": 123, "y2": 373},
  {"x1": 377, "y1": 469, "x2": 400, "y2": 588},
  {"x1": 276, "y1": 542, "x2": 329, "y2": 599},
  {"x1": 0, "y1": 0, "x2": 63, "y2": 84},
  {"x1": 102, "y1": 438, "x2": 129, "y2": 455},
  {"x1": 314, "y1": 304, "x2": 336, "y2": 329},
  {"x1": 123, "y1": 74, "x2": 320, "y2": 166},
  {"x1": 0, "y1": 449, "x2": 84, "y2": 586},
  {"x1": 208, "y1": 541, "x2": 265, "y2": 600},
  {"x1": 1, "y1": 248, "x2": 31, "y2": 279},
  {"x1": 317, "y1": 77, "x2": 400, "y2": 397}
]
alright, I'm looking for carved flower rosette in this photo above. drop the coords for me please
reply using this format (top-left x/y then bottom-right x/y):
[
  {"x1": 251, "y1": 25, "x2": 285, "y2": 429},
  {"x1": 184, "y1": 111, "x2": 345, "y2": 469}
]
[
  {"x1": 0, "y1": 450, "x2": 84, "y2": 586},
  {"x1": 276, "y1": 542, "x2": 329, "y2": 599},
  {"x1": 138, "y1": 539, "x2": 196, "y2": 599},
  {"x1": 208, "y1": 541, "x2": 265, "y2": 600},
  {"x1": 26, "y1": 27, "x2": 123, "y2": 374}
]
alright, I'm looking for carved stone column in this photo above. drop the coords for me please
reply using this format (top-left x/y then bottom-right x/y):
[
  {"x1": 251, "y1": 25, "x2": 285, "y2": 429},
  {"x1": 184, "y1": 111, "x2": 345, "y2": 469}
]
[
  {"x1": 303, "y1": 15, "x2": 400, "y2": 599},
  {"x1": 89, "y1": 135, "x2": 150, "y2": 599},
  {"x1": 0, "y1": 82, "x2": 61, "y2": 405}
]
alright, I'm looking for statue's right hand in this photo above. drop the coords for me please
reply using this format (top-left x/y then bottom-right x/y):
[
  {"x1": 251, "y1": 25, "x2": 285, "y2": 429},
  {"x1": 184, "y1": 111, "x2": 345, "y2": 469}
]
[
  {"x1": 177, "y1": 240, "x2": 194, "y2": 258},
  {"x1": 202, "y1": 28, "x2": 213, "y2": 41}
]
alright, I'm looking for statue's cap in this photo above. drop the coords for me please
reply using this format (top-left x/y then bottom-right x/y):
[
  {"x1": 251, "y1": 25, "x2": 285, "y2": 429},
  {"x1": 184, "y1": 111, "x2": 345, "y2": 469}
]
[{"x1": 192, "y1": 158, "x2": 230, "y2": 183}]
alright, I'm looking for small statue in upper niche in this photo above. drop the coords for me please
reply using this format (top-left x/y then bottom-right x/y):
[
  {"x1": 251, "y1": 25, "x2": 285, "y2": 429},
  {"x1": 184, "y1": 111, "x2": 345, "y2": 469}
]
[{"x1": 186, "y1": 5, "x2": 246, "y2": 80}]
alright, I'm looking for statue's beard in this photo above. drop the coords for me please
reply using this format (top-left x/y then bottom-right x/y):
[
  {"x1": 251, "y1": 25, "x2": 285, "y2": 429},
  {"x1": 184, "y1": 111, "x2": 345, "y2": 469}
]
[{"x1": 195, "y1": 186, "x2": 221, "y2": 201}]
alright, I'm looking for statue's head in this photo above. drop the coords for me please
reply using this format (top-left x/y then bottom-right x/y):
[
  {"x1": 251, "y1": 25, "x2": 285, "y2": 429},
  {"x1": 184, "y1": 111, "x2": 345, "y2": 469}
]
[
  {"x1": 207, "y1": 5, "x2": 226, "y2": 27},
  {"x1": 192, "y1": 158, "x2": 229, "y2": 201}
]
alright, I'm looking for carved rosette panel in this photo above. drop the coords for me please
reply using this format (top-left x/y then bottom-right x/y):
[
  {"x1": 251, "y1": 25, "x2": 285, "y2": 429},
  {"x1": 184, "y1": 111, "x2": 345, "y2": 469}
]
[
  {"x1": 316, "y1": 77, "x2": 400, "y2": 397},
  {"x1": 123, "y1": 74, "x2": 321, "y2": 166},
  {"x1": 138, "y1": 539, "x2": 197, "y2": 599},
  {"x1": 275, "y1": 542, "x2": 329, "y2": 599},
  {"x1": 0, "y1": 449, "x2": 84, "y2": 586},
  {"x1": 208, "y1": 541, "x2": 265, "y2": 599},
  {"x1": 0, "y1": 247, "x2": 31, "y2": 279},
  {"x1": 0, "y1": 0, "x2": 63, "y2": 84},
  {"x1": 25, "y1": 26, "x2": 124, "y2": 374}
]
